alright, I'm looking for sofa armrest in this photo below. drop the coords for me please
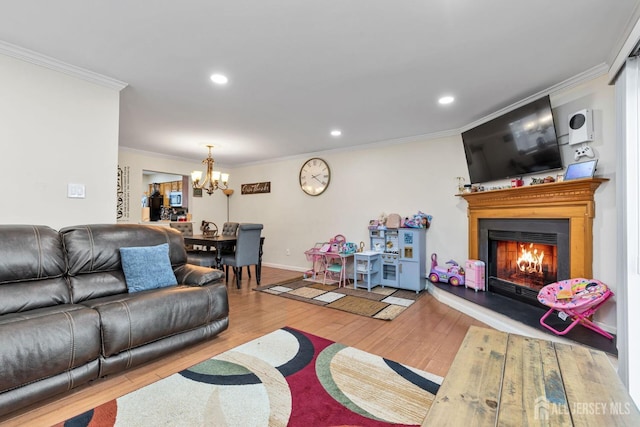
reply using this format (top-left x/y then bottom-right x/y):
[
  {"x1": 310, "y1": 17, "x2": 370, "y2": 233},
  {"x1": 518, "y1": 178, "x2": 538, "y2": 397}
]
[{"x1": 174, "y1": 264, "x2": 224, "y2": 286}]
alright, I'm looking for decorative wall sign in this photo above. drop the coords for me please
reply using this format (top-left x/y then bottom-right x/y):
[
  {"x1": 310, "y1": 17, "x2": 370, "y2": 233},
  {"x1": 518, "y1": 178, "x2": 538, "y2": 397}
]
[
  {"x1": 241, "y1": 181, "x2": 271, "y2": 195},
  {"x1": 117, "y1": 165, "x2": 130, "y2": 222}
]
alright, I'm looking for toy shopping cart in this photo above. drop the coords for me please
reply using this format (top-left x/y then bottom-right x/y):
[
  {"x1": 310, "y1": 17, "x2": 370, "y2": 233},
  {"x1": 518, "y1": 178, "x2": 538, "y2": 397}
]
[
  {"x1": 537, "y1": 278, "x2": 614, "y2": 340},
  {"x1": 304, "y1": 242, "x2": 328, "y2": 280}
]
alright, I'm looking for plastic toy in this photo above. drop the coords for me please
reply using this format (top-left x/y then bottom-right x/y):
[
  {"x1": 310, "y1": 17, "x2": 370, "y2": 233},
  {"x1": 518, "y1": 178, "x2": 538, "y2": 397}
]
[
  {"x1": 429, "y1": 253, "x2": 465, "y2": 286},
  {"x1": 537, "y1": 278, "x2": 614, "y2": 339},
  {"x1": 404, "y1": 211, "x2": 432, "y2": 229},
  {"x1": 304, "y1": 242, "x2": 326, "y2": 279},
  {"x1": 329, "y1": 234, "x2": 346, "y2": 252},
  {"x1": 574, "y1": 144, "x2": 595, "y2": 160}
]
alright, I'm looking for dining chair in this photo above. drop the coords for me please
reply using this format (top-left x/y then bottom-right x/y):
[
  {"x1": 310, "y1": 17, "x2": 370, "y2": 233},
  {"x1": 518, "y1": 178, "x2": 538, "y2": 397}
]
[
  {"x1": 221, "y1": 222, "x2": 239, "y2": 237},
  {"x1": 169, "y1": 222, "x2": 197, "y2": 252},
  {"x1": 219, "y1": 222, "x2": 239, "y2": 253},
  {"x1": 171, "y1": 222, "x2": 218, "y2": 268},
  {"x1": 219, "y1": 221, "x2": 242, "y2": 272},
  {"x1": 221, "y1": 223, "x2": 263, "y2": 288}
]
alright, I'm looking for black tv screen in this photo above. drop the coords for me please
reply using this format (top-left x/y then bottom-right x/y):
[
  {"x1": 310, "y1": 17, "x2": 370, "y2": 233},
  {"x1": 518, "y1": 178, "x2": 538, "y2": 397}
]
[{"x1": 462, "y1": 95, "x2": 563, "y2": 184}]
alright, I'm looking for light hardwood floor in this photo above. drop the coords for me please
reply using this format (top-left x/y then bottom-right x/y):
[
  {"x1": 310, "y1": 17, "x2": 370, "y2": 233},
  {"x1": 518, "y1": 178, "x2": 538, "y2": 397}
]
[{"x1": 1, "y1": 266, "x2": 487, "y2": 427}]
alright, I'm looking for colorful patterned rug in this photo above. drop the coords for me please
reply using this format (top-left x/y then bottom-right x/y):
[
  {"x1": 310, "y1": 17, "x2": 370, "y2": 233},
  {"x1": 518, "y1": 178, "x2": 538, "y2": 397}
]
[
  {"x1": 255, "y1": 278, "x2": 427, "y2": 320},
  {"x1": 57, "y1": 327, "x2": 442, "y2": 426}
]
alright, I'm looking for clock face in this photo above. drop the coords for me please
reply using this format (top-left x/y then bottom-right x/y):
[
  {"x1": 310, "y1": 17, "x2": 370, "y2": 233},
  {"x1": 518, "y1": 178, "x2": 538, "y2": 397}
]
[{"x1": 299, "y1": 158, "x2": 330, "y2": 196}]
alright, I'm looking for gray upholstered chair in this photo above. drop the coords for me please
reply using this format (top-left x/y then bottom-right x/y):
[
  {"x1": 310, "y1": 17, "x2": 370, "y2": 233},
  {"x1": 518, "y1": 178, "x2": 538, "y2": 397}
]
[
  {"x1": 220, "y1": 221, "x2": 256, "y2": 279},
  {"x1": 221, "y1": 223, "x2": 263, "y2": 288},
  {"x1": 171, "y1": 222, "x2": 218, "y2": 268},
  {"x1": 169, "y1": 222, "x2": 196, "y2": 252},
  {"x1": 218, "y1": 221, "x2": 240, "y2": 267},
  {"x1": 221, "y1": 222, "x2": 239, "y2": 237}
]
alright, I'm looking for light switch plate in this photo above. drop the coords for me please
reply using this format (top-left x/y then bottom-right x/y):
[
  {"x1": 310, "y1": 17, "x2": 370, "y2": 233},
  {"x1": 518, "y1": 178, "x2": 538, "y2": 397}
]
[{"x1": 68, "y1": 183, "x2": 86, "y2": 198}]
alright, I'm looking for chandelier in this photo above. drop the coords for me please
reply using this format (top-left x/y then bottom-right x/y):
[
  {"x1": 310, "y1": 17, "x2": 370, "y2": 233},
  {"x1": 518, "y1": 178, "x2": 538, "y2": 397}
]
[{"x1": 191, "y1": 145, "x2": 229, "y2": 195}]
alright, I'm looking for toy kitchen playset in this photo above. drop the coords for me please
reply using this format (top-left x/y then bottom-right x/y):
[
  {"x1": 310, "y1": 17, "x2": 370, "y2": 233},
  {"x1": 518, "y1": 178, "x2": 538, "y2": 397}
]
[{"x1": 369, "y1": 227, "x2": 426, "y2": 292}]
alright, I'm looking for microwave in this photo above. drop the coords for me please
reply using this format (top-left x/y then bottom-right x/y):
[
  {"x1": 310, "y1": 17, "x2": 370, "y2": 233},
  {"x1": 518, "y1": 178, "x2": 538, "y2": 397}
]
[{"x1": 169, "y1": 191, "x2": 182, "y2": 207}]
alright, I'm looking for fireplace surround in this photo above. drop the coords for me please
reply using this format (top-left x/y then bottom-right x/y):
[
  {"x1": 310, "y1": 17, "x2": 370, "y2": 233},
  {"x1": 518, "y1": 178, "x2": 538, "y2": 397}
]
[
  {"x1": 479, "y1": 218, "x2": 569, "y2": 304},
  {"x1": 460, "y1": 178, "x2": 607, "y2": 300}
]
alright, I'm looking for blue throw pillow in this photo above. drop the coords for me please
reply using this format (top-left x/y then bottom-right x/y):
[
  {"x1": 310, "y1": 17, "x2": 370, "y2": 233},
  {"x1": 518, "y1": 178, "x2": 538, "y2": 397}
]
[{"x1": 120, "y1": 243, "x2": 178, "y2": 293}]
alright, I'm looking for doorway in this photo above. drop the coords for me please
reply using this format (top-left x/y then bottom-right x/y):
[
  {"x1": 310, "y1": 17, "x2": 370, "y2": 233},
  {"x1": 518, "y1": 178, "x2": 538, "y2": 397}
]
[{"x1": 142, "y1": 170, "x2": 190, "y2": 221}]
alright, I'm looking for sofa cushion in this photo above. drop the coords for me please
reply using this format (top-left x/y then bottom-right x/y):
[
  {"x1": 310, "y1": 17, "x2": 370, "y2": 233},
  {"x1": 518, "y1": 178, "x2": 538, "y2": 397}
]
[
  {"x1": 120, "y1": 243, "x2": 177, "y2": 293},
  {"x1": 60, "y1": 224, "x2": 187, "y2": 302},
  {"x1": 0, "y1": 360, "x2": 100, "y2": 418},
  {"x1": 82, "y1": 284, "x2": 229, "y2": 357},
  {"x1": 0, "y1": 225, "x2": 70, "y2": 315},
  {"x1": 0, "y1": 305, "x2": 101, "y2": 394}
]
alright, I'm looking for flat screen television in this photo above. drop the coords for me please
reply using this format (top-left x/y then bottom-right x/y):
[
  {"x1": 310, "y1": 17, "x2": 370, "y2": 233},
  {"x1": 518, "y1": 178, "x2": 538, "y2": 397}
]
[{"x1": 461, "y1": 95, "x2": 563, "y2": 184}]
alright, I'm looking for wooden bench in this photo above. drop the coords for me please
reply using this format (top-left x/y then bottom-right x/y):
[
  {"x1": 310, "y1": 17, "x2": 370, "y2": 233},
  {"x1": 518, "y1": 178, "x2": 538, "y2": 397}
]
[{"x1": 423, "y1": 326, "x2": 640, "y2": 426}]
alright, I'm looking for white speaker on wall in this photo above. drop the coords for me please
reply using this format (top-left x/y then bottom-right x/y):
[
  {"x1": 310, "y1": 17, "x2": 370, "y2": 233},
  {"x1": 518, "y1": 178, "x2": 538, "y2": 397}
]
[{"x1": 568, "y1": 109, "x2": 594, "y2": 146}]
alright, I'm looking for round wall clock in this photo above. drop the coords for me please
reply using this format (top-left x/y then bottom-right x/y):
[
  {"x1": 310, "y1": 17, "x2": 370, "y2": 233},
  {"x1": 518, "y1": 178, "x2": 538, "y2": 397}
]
[{"x1": 299, "y1": 157, "x2": 331, "y2": 196}]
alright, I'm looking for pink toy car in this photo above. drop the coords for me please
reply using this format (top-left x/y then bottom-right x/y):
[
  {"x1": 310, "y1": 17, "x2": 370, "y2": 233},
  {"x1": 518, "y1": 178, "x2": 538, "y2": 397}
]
[{"x1": 429, "y1": 253, "x2": 465, "y2": 286}]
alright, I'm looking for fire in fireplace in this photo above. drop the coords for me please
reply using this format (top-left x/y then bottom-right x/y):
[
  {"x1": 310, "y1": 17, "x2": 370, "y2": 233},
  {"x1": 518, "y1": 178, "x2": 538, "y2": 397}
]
[
  {"x1": 495, "y1": 240, "x2": 558, "y2": 292},
  {"x1": 479, "y1": 219, "x2": 569, "y2": 306}
]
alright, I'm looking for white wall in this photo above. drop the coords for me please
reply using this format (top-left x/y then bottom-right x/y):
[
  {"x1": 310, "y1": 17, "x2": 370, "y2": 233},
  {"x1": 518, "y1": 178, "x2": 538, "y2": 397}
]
[
  {"x1": 229, "y1": 135, "x2": 471, "y2": 272},
  {"x1": 0, "y1": 53, "x2": 121, "y2": 229}
]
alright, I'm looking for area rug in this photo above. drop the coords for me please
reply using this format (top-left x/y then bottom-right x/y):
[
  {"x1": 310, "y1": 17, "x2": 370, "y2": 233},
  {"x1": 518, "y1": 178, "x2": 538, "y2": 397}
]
[
  {"x1": 255, "y1": 278, "x2": 426, "y2": 320},
  {"x1": 57, "y1": 327, "x2": 442, "y2": 427}
]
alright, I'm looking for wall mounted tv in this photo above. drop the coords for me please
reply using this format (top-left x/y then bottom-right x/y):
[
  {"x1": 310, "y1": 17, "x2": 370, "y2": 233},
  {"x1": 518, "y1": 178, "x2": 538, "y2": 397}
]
[{"x1": 461, "y1": 95, "x2": 563, "y2": 184}]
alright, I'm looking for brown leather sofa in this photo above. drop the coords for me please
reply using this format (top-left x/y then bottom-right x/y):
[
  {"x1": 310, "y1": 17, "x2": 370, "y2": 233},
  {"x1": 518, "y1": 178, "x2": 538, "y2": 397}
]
[{"x1": 0, "y1": 224, "x2": 228, "y2": 417}]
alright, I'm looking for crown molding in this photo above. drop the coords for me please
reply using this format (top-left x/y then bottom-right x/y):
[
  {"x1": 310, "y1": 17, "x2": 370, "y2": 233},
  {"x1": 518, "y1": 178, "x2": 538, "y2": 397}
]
[
  {"x1": 119, "y1": 146, "x2": 210, "y2": 165},
  {"x1": 461, "y1": 63, "x2": 608, "y2": 133},
  {"x1": 0, "y1": 40, "x2": 127, "y2": 91},
  {"x1": 233, "y1": 128, "x2": 461, "y2": 168}
]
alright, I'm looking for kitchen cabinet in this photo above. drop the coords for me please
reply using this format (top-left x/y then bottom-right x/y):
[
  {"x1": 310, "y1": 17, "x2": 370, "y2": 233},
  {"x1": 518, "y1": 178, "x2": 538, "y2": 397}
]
[{"x1": 148, "y1": 181, "x2": 182, "y2": 206}]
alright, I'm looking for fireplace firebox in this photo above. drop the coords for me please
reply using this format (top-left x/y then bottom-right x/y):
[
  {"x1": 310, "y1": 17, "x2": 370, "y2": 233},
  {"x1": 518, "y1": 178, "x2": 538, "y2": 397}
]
[{"x1": 479, "y1": 219, "x2": 569, "y2": 305}]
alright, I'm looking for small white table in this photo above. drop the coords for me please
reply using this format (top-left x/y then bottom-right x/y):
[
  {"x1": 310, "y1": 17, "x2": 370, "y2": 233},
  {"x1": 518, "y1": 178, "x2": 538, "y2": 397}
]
[{"x1": 353, "y1": 251, "x2": 381, "y2": 291}]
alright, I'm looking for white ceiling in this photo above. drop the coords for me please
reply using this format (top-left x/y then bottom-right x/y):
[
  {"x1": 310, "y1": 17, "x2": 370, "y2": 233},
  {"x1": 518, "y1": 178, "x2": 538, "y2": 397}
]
[{"x1": 1, "y1": 1, "x2": 638, "y2": 166}]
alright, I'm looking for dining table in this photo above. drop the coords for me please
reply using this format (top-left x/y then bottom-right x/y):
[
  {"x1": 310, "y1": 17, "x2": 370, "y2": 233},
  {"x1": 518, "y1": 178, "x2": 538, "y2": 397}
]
[{"x1": 183, "y1": 234, "x2": 265, "y2": 284}]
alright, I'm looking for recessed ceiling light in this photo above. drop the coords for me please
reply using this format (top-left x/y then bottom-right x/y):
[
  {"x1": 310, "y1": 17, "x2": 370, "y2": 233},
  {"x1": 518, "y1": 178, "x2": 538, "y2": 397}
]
[
  {"x1": 438, "y1": 95, "x2": 455, "y2": 105},
  {"x1": 330, "y1": 130, "x2": 342, "y2": 137},
  {"x1": 210, "y1": 74, "x2": 229, "y2": 85}
]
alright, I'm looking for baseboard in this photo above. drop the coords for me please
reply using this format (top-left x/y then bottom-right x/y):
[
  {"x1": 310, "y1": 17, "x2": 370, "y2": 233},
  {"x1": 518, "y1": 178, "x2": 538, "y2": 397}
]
[
  {"x1": 261, "y1": 262, "x2": 307, "y2": 273},
  {"x1": 428, "y1": 282, "x2": 573, "y2": 343}
]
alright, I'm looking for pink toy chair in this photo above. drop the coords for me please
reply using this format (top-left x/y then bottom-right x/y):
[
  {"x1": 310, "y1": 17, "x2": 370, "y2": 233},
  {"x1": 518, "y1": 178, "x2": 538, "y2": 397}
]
[{"x1": 537, "y1": 278, "x2": 614, "y2": 340}]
